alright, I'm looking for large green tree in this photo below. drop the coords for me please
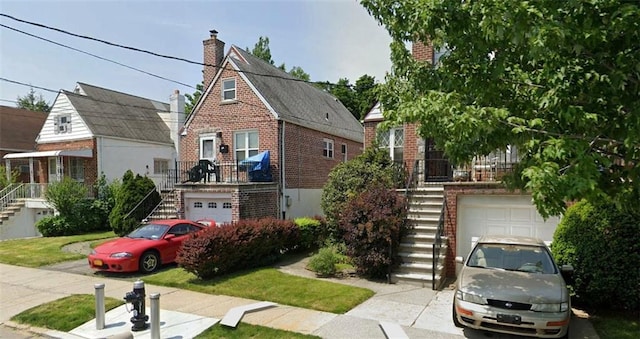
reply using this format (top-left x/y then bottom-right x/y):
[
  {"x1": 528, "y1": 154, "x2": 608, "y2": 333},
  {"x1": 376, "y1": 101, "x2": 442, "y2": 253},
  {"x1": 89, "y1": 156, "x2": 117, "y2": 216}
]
[
  {"x1": 361, "y1": 0, "x2": 640, "y2": 217},
  {"x1": 17, "y1": 87, "x2": 51, "y2": 112},
  {"x1": 326, "y1": 75, "x2": 379, "y2": 121}
]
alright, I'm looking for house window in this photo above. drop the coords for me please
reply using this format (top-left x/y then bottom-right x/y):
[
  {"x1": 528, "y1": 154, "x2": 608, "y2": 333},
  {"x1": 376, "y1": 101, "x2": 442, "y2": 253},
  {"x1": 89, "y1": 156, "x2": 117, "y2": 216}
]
[
  {"x1": 234, "y1": 130, "x2": 259, "y2": 161},
  {"x1": 48, "y1": 158, "x2": 59, "y2": 182},
  {"x1": 377, "y1": 127, "x2": 404, "y2": 163},
  {"x1": 223, "y1": 202, "x2": 232, "y2": 209},
  {"x1": 69, "y1": 158, "x2": 84, "y2": 182},
  {"x1": 54, "y1": 115, "x2": 72, "y2": 134},
  {"x1": 200, "y1": 134, "x2": 216, "y2": 160},
  {"x1": 193, "y1": 202, "x2": 203, "y2": 208},
  {"x1": 323, "y1": 139, "x2": 334, "y2": 159},
  {"x1": 153, "y1": 159, "x2": 169, "y2": 174},
  {"x1": 222, "y1": 78, "x2": 236, "y2": 101},
  {"x1": 208, "y1": 202, "x2": 217, "y2": 208},
  {"x1": 341, "y1": 144, "x2": 347, "y2": 162}
]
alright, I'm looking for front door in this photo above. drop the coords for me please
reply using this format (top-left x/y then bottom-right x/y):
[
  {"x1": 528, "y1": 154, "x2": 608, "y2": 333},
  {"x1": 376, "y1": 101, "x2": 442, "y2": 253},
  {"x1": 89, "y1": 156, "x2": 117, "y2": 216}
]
[
  {"x1": 424, "y1": 139, "x2": 451, "y2": 182},
  {"x1": 48, "y1": 157, "x2": 62, "y2": 182}
]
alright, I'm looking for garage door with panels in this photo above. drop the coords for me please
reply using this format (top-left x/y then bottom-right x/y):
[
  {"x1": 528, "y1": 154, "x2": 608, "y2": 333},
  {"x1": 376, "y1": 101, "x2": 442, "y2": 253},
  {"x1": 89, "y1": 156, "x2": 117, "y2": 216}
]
[
  {"x1": 456, "y1": 195, "x2": 561, "y2": 260},
  {"x1": 185, "y1": 194, "x2": 233, "y2": 224}
]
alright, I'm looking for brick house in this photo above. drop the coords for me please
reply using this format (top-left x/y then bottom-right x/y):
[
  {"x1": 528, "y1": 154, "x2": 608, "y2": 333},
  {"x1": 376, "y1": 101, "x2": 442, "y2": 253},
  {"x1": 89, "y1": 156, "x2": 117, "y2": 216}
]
[
  {"x1": 174, "y1": 31, "x2": 363, "y2": 224},
  {"x1": 2, "y1": 83, "x2": 184, "y2": 237},
  {"x1": 363, "y1": 42, "x2": 561, "y2": 286}
]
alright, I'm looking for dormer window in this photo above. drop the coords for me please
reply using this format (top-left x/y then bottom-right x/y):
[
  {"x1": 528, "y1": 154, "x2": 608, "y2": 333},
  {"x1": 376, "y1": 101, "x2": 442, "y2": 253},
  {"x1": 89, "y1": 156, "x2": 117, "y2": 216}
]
[
  {"x1": 222, "y1": 78, "x2": 236, "y2": 101},
  {"x1": 54, "y1": 114, "x2": 72, "y2": 134}
]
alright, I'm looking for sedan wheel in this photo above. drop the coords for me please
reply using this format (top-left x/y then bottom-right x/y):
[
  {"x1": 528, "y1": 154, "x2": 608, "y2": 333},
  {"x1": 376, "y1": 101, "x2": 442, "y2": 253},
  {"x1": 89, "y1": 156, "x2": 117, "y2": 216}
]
[{"x1": 140, "y1": 251, "x2": 160, "y2": 273}]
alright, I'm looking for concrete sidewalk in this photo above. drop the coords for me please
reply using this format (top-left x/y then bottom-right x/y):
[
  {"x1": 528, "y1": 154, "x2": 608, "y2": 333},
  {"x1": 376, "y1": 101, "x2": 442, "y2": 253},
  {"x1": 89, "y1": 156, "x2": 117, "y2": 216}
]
[{"x1": 0, "y1": 263, "x2": 599, "y2": 338}]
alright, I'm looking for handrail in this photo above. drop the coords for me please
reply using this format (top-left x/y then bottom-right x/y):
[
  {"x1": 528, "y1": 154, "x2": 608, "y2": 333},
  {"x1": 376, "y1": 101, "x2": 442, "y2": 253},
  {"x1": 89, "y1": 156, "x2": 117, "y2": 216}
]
[
  {"x1": 124, "y1": 187, "x2": 158, "y2": 221},
  {"x1": 144, "y1": 189, "x2": 175, "y2": 221},
  {"x1": 432, "y1": 201, "x2": 446, "y2": 290},
  {"x1": 0, "y1": 183, "x2": 18, "y2": 198},
  {"x1": 0, "y1": 183, "x2": 47, "y2": 213}
]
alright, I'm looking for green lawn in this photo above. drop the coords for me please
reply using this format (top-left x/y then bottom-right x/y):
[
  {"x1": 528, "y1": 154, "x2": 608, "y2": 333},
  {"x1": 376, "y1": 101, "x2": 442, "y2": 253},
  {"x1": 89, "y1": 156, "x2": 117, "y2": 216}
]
[
  {"x1": 590, "y1": 310, "x2": 639, "y2": 339},
  {"x1": 0, "y1": 231, "x2": 115, "y2": 267},
  {"x1": 145, "y1": 266, "x2": 374, "y2": 314}
]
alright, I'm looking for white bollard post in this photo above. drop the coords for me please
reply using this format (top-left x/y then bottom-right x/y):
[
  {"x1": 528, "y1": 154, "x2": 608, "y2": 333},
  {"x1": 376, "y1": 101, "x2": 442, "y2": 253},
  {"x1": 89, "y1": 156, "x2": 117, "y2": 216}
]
[
  {"x1": 94, "y1": 283, "x2": 105, "y2": 330},
  {"x1": 150, "y1": 293, "x2": 161, "y2": 339}
]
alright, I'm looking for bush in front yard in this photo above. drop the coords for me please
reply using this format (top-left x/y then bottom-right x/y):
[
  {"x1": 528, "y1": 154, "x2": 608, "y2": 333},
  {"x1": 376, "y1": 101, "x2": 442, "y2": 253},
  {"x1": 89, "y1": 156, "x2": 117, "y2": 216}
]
[
  {"x1": 294, "y1": 216, "x2": 328, "y2": 250},
  {"x1": 177, "y1": 218, "x2": 300, "y2": 279},
  {"x1": 36, "y1": 215, "x2": 73, "y2": 237},
  {"x1": 552, "y1": 199, "x2": 640, "y2": 310},
  {"x1": 339, "y1": 183, "x2": 408, "y2": 279},
  {"x1": 109, "y1": 170, "x2": 160, "y2": 236}
]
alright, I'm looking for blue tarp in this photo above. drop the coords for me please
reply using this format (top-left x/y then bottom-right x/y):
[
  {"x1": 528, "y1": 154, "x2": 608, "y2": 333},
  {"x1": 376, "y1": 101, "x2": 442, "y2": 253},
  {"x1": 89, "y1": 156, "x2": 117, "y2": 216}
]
[{"x1": 239, "y1": 150, "x2": 272, "y2": 182}]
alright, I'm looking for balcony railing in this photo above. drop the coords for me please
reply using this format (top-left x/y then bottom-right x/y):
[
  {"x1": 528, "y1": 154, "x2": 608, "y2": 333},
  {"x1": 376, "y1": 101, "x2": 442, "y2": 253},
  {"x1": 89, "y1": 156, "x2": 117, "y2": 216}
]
[{"x1": 158, "y1": 160, "x2": 275, "y2": 190}]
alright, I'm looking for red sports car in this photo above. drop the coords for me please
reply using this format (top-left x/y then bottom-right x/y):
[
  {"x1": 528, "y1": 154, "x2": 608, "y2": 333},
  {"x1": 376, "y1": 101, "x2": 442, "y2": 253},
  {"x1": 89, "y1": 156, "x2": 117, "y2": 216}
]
[{"x1": 88, "y1": 219, "x2": 205, "y2": 273}]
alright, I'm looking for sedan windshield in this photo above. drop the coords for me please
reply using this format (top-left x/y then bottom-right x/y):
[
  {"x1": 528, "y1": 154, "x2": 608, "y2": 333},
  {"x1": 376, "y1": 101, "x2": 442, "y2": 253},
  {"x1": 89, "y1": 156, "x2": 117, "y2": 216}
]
[
  {"x1": 127, "y1": 224, "x2": 170, "y2": 239},
  {"x1": 467, "y1": 243, "x2": 557, "y2": 274}
]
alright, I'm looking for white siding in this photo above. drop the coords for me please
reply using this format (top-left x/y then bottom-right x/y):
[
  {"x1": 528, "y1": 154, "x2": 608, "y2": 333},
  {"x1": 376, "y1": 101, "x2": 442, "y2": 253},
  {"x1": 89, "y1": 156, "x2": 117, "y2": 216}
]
[
  {"x1": 98, "y1": 137, "x2": 176, "y2": 187},
  {"x1": 38, "y1": 93, "x2": 93, "y2": 143},
  {"x1": 283, "y1": 188, "x2": 323, "y2": 219}
]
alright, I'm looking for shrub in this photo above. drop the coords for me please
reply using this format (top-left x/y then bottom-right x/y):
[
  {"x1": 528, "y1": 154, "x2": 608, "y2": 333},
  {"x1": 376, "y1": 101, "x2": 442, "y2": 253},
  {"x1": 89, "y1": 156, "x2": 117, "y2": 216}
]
[
  {"x1": 339, "y1": 183, "x2": 408, "y2": 278},
  {"x1": 321, "y1": 146, "x2": 406, "y2": 240},
  {"x1": 36, "y1": 215, "x2": 73, "y2": 237},
  {"x1": 0, "y1": 165, "x2": 19, "y2": 190},
  {"x1": 294, "y1": 217, "x2": 328, "y2": 250},
  {"x1": 109, "y1": 170, "x2": 160, "y2": 236},
  {"x1": 44, "y1": 177, "x2": 88, "y2": 220},
  {"x1": 552, "y1": 199, "x2": 640, "y2": 310},
  {"x1": 177, "y1": 218, "x2": 300, "y2": 279},
  {"x1": 308, "y1": 247, "x2": 339, "y2": 276}
]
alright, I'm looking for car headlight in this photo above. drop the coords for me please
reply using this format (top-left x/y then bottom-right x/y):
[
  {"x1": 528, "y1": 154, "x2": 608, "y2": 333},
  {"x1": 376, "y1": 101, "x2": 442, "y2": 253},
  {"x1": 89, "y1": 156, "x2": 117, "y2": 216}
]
[
  {"x1": 90, "y1": 249, "x2": 96, "y2": 255},
  {"x1": 531, "y1": 302, "x2": 569, "y2": 312},
  {"x1": 110, "y1": 252, "x2": 133, "y2": 258},
  {"x1": 456, "y1": 290, "x2": 487, "y2": 305}
]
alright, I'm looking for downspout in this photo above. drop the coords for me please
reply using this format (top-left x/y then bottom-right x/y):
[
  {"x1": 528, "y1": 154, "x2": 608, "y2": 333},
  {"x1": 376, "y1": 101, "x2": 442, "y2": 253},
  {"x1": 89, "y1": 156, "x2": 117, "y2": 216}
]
[{"x1": 281, "y1": 120, "x2": 286, "y2": 219}]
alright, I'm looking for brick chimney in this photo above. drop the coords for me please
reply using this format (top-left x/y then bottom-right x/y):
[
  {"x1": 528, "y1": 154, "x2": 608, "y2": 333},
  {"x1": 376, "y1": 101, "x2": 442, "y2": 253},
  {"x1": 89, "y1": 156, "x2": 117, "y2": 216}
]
[
  {"x1": 412, "y1": 40, "x2": 434, "y2": 64},
  {"x1": 203, "y1": 30, "x2": 225, "y2": 88}
]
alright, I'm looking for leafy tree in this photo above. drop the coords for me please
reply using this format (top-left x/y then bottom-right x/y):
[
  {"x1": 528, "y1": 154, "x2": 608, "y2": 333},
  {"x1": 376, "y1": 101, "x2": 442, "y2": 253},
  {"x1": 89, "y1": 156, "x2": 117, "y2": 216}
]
[
  {"x1": 184, "y1": 83, "x2": 203, "y2": 115},
  {"x1": 330, "y1": 78, "x2": 357, "y2": 118},
  {"x1": 0, "y1": 165, "x2": 19, "y2": 190},
  {"x1": 44, "y1": 177, "x2": 88, "y2": 220},
  {"x1": 361, "y1": 0, "x2": 640, "y2": 217},
  {"x1": 248, "y1": 36, "x2": 311, "y2": 81},
  {"x1": 108, "y1": 170, "x2": 160, "y2": 236},
  {"x1": 327, "y1": 75, "x2": 379, "y2": 121},
  {"x1": 16, "y1": 87, "x2": 51, "y2": 112}
]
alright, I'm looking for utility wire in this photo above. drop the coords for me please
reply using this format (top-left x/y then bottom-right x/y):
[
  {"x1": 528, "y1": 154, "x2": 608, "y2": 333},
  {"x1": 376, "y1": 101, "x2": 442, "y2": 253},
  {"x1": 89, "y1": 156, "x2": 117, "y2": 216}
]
[
  {"x1": 0, "y1": 24, "x2": 196, "y2": 89},
  {"x1": 0, "y1": 13, "x2": 362, "y2": 89},
  {"x1": 0, "y1": 78, "x2": 366, "y2": 135}
]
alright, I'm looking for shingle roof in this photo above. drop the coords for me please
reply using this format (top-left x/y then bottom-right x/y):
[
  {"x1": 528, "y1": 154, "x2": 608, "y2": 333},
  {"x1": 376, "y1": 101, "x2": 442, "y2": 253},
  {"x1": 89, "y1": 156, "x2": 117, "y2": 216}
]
[
  {"x1": 65, "y1": 83, "x2": 172, "y2": 144},
  {"x1": 231, "y1": 47, "x2": 363, "y2": 142},
  {"x1": 0, "y1": 105, "x2": 47, "y2": 153}
]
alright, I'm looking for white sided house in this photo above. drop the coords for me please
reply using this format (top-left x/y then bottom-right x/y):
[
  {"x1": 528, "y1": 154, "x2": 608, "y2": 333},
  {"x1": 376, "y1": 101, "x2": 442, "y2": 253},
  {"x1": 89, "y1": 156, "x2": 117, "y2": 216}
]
[{"x1": 1, "y1": 83, "x2": 185, "y2": 239}]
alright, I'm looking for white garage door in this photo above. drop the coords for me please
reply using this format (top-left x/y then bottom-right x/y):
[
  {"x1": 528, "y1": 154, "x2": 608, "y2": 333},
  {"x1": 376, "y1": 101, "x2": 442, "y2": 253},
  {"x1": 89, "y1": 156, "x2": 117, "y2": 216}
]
[
  {"x1": 186, "y1": 198, "x2": 232, "y2": 224},
  {"x1": 456, "y1": 195, "x2": 561, "y2": 259}
]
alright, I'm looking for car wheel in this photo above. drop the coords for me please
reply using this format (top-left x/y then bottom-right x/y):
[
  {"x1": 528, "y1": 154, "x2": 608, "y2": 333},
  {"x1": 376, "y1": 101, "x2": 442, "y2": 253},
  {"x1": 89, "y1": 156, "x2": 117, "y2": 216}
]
[
  {"x1": 452, "y1": 300, "x2": 463, "y2": 328},
  {"x1": 139, "y1": 251, "x2": 160, "y2": 273}
]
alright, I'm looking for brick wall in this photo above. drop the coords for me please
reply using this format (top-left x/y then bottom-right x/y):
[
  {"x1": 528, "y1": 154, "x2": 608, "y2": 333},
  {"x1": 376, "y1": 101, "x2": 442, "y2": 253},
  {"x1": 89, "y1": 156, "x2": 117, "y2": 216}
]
[
  {"x1": 412, "y1": 41, "x2": 434, "y2": 63},
  {"x1": 284, "y1": 123, "x2": 362, "y2": 189},
  {"x1": 364, "y1": 120, "x2": 422, "y2": 173},
  {"x1": 36, "y1": 139, "x2": 97, "y2": 187},
  {"x1": 442, "y1": 183, "x2": 520, "y2": 277}
]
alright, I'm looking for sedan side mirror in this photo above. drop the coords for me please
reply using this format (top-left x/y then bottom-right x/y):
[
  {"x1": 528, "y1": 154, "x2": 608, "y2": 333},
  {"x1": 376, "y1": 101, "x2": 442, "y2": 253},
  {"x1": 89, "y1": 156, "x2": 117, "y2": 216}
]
[
  {"x1": 164, "y1": 234, "x2": 176, "y2": 240},
  {"x1": 456, "y1": 256, "x2": 465, "y2": 264},
  {"x1": 561, "y1": 264, "x2": 574, "y2": 273}
]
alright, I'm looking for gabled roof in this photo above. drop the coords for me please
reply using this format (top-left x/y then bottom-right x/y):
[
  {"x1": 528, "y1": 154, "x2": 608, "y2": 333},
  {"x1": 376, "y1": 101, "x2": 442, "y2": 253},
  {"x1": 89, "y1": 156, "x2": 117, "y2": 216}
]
[
  {"x1": 0, "y1": 105, "x2": 47, "y2": 153},
  {"x1": 63, "y1": 83, "x2": 172, "y2": 144},
  {"x1": 224, "y1": 46, "x2": 363, "y2": 142}
]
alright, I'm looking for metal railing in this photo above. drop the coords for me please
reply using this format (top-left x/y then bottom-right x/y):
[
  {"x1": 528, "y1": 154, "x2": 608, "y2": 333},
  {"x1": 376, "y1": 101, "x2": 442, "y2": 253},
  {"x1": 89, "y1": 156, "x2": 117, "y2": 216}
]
[
  {"x1": 0, "y1": 183, "x2": 47, "y2": 213},
  {"x1": 144, "y1": 189, "x2": 177, "y2": 221},
  {"x1": 159, "y1": 160, "x2": 274, "y2": 189},
  {"x1": 432, "y1": 202, "x2": 447, "y2": 290},
  {"x1": 124, "y1": 187, "x2": 161, "y2": 222}
]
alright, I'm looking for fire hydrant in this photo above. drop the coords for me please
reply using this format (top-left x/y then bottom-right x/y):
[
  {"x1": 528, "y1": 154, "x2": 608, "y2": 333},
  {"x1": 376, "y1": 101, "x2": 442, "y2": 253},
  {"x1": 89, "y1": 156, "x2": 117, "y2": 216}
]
[{"x1": 124, "y1": 280, "x2": 149, "y2": 331}]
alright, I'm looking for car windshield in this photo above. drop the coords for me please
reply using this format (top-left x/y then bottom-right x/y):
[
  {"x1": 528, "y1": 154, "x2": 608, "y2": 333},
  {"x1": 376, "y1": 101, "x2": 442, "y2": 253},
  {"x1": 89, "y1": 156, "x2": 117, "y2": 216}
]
[
  {"x1": 127, "y1": 224, "x2": 170, "y2": 240},
  {"x1": 467, "y1": 243, "x2": 557, "y2": 274}
]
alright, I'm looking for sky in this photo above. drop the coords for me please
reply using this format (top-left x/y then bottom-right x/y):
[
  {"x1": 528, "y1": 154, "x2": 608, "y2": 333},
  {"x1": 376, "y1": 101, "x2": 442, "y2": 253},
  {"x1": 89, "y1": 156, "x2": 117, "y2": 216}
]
[{"x1": 0, "y1": 0, "x2": 393, "y2": 106}]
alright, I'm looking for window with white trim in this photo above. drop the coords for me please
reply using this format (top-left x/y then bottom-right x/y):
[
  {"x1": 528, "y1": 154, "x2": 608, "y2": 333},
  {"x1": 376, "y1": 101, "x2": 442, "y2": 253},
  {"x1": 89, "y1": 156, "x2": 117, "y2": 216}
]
[
  {"x1": 54, "y1": 115, "x2": 72, "y2": 134},
  {"x1": 234, "y1": 130, "x2": 259, "y2": 161},
  {"x1": 199, "y1": 134, "x2": 216, "y2": 160},
  {"x1": 377, "y1": 127, "x2": 404, "y2": 163},
  {"x1": 341, "y1": 144, "x2": 347, "y2": 162},
  {"x1": 222, "y1": 78, "x2": 236, "y2": 101},
  {"x1": 153, "y1": 159, "x2": 169, "y2": 174},
  {"x1": 323, "y1": 139, "x2": 334, "y2": 159}
]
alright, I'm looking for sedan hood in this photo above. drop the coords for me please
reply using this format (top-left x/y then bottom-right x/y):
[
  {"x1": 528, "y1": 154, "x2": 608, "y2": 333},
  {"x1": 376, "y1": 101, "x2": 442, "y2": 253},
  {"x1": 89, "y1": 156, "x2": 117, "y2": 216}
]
[
  {"x1": 458, "y1": 267, "x2": 566, "y2": 304},
  {"x1": 94, "y1": 237, "x2": 155, "y2": 254}
]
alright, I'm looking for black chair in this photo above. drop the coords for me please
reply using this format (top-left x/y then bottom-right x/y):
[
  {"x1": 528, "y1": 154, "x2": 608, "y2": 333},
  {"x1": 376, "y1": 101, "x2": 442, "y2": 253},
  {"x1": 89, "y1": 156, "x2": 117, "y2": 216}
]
[{"x1": 199, "y1": 159, "x2": 220, "y2": 183}]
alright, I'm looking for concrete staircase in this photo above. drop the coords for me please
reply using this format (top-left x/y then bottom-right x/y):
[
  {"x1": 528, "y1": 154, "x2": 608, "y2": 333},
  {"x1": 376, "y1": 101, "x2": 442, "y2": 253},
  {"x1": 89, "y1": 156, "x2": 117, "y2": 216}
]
[
  {"x1": 391, "y1": 185, "x2": 447, "y2": 288},
  {"x1": 145, "y1": 190, "x2": 178, "y2": 221},
  {"x1": 0, "y1": 200, "x2": 25, "y2": 227}
]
